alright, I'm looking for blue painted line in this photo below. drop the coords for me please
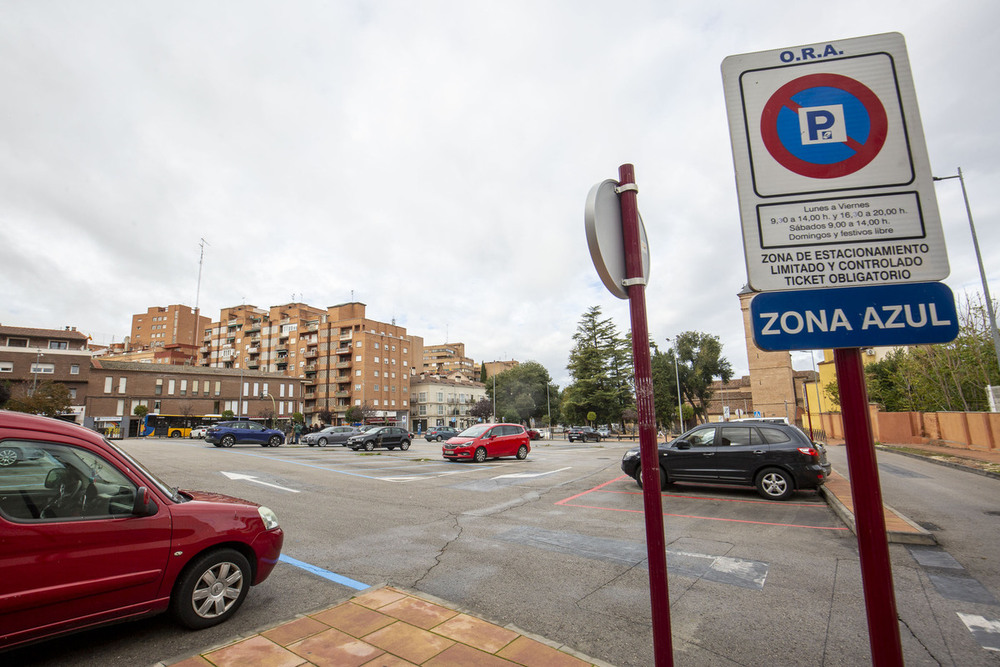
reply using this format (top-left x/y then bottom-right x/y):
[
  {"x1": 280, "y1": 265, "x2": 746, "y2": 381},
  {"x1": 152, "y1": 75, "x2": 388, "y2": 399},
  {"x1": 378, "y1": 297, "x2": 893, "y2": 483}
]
[{"x1": 278, "y1": 554, "x2": 368, "y2": 590}]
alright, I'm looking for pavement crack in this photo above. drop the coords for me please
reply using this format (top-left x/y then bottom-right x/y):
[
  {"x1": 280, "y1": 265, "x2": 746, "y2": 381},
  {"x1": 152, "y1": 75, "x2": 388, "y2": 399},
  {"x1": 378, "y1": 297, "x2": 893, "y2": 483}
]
[{"x1": 413, "y1": 511, "x2": 464, "y2": 589}]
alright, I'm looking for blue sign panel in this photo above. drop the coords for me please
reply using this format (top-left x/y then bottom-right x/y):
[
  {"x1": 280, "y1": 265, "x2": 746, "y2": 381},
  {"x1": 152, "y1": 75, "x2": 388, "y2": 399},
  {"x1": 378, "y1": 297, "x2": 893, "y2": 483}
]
[{"x1": 750, "y1": 281, "x2": 958, "y2": 351}]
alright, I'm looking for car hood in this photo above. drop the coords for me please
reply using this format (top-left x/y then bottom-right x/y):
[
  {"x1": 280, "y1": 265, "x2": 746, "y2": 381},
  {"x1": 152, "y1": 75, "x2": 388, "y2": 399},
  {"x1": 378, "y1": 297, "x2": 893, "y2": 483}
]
[
  {"x1": 183, "y1": 489, "x2": 261, "y2": 508},
  {"x1": 444, "y1": 436, "x2": 475, "y2": 446}
]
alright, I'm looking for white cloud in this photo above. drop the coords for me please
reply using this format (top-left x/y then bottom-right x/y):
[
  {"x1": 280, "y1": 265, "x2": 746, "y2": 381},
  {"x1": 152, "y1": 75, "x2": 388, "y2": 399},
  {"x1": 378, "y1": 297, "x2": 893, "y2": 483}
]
[{"x1": 2, "y1": 1, "x2": 998, "y2": 390}]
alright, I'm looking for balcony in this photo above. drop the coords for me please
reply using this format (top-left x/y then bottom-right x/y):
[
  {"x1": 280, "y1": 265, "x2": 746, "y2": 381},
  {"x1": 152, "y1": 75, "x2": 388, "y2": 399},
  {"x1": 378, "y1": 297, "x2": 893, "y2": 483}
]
[
  {"x1": 336, "y1": 361, "x2": 352, "y2": 369},
  {"x1": 304, "y1": 350, "x2": 318, "y2": 359}
]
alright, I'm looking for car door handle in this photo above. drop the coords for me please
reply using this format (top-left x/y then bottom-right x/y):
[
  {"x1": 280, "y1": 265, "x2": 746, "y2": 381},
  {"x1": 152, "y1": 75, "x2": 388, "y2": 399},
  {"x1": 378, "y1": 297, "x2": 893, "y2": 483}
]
[
  {"x1": 703, "y1": 452, "x2": 715, "y2": 456},
  {"x1": 753, "y1": 450, "x2": 766, "y2": 454}
]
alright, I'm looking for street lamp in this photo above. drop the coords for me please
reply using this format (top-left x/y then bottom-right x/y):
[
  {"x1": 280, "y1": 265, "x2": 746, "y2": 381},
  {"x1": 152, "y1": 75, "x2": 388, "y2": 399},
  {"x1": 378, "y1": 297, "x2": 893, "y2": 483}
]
[
  {"x1": 666, "y1": 337, "x2": 683, "y2": 434},
  {"x1": 31, "y1": 349, "x2": 43, "y2": 396},
  {"x1": 933, "y1": 167, "x2": 1000, "y2": 374}
]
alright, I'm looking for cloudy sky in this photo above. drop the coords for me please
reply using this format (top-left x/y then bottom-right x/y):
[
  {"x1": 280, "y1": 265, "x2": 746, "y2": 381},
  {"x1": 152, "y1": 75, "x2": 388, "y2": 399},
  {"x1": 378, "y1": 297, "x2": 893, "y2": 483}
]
[{"x1": 2, "y1": 1, "x2": 997, "y2": 388}]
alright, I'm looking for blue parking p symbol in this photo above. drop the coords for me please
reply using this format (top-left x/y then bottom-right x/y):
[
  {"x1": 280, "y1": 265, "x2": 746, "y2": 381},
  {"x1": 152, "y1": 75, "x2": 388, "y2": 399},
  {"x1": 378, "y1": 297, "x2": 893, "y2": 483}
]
[{"x1": 799, "y1": 104, "x2": 846, "y2": 145}]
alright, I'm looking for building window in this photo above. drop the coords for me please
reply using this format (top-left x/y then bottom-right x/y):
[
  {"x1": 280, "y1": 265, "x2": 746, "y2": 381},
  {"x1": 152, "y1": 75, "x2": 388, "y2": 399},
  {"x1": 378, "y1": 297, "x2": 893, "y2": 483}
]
[
  {"x1": 70, "y1": 364, "x2": 80, "y2": 375},
  {"x1": 180, "y1": 379, "x2": 187, "y2": 396},
  {"x1": 29, "y1": 362, "x2": 55, "y2": 374},
  {"x1": 167, "y1": 379, "x2": 175, "y2": 395},
  {"x1": 373, "y1": 400, "x2": 379, "y2": 406},
  {"x1": 154, "y1": 378, "x2": 162, "y2": 395},
  {"x1": 0, "y1": 361, "x2": 12, "y2": 372},
  {"x1": 215, "y1": 381, "x2": 221, "y2": 396},
  {"x1": 7, "y1": 338, "x2": 28, "y2": 347},
  {"x1": 192, "y1": 380, "x2": 199, "y2": 395},
  {"x1": 69, "y1": 388, "x2": 77, "y2": 400},
  {"x1": 116, "y1": 399, "x2": 125, "y2": 416},
  {"x1": 118, "y1": 377, "x2": 127, "y2": 394},
  {"x1": 48, "y1": 340, "x2": 68, "y2": 350}
]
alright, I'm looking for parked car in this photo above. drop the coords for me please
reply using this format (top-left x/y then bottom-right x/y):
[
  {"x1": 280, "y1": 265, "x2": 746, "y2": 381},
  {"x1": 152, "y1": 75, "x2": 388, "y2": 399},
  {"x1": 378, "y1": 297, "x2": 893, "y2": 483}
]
[
  {"x1": 526, "y1": 428, "x2": 542, "y2": 440},
  {"x1": 206, "y1": 421, "x2": 284, "y2": 448},
  {"x1": 567, "y1": 426, "x2": 601, "y2": 442},
  {"x1": 0, "y1": 410, "x2": 284, "y2": 651},
  {"x1": 302, "y1": 425, "x2": 363, "y2": 447},
  {"x1": 189, "y1": 425, "x2": 212, "y2": 439},
  {"x1": 443, "y1": 423, "x2": 530, "y2": 462},
  {"x1": 620, "y1": 422, "x2": 831, "y2": 500},
  {"x1": 597, "y1": 427, "x2": 611, "y2": 438},
  {"x1": 347, "y1": 426, "x2": 411, "y2": 451},
  {"x1": 424, "y1": 426, "x2": 459, "y2": 442}
]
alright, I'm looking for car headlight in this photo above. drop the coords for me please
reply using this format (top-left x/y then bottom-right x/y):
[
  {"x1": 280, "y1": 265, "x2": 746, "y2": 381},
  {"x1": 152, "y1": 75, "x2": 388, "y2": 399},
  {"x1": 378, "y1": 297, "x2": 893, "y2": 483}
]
[
  {"x1": 258, "y1": 506, "x2": 280, "y2": 530},
  {"x1": 623, "y1": 449, "x2": 640, "y2": 461}
]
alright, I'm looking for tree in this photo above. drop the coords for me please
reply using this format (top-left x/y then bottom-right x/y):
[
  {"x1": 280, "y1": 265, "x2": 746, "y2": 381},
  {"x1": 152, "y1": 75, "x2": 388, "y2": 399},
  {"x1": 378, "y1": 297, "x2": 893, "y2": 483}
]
[
  {"x1": 0, "y1": 380, "x2": 11, "y2": 408},
  {"x1": 133, "y1": 404, "x2": 149, "y2": 419},
  {"x1": 317, "y1": 408, "x2": 334, "y2": 424},
  {"x1": 470, "y1": 398, "x2": 492, "y2": 421},
  {"x1": 6, "y1": 381, "x2": 72, "y2": 417},
  {"x1": 562, "y1": 306, "x2": 635, "y2": 425},
  {"x1": 671, "y1": 331, "x2": 733, "y2": 423},
  {"x1": 345, "y1": 405, "x2": 364, "y2": 424},
  {"x1": 487, "y1": 361, "x2": 556, "y2": 425}
]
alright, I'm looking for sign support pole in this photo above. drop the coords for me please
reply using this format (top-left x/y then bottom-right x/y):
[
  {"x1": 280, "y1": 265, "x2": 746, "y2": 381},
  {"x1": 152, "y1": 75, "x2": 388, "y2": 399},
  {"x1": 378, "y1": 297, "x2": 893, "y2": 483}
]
[
  {"x1": 618, "y1": 163, "x2": 674, "y2": 666},
  {"x1": 834, "y1": 347, "x2": 903, "y2": 666}
]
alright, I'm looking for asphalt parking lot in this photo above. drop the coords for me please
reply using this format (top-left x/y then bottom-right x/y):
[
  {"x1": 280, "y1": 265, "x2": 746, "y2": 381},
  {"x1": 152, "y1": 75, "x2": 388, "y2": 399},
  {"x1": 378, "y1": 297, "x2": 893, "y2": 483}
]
[{"x1": 8, "y1": 435, "x2": 997, "y2": 666}]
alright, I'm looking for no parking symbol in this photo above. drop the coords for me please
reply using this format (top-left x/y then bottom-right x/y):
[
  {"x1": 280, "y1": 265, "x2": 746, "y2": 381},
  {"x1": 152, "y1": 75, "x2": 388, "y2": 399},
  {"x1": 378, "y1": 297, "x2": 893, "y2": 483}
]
[{"x1": 760, "y1": 73, "x2": 888, "y2": 179}]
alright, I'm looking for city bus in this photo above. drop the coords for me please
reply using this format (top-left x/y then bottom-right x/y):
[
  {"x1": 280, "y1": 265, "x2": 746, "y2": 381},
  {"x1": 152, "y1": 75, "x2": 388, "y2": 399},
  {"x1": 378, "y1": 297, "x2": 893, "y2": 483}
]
[{"x1": 140, "y1": 414, "x2": 224, "y2": 438}]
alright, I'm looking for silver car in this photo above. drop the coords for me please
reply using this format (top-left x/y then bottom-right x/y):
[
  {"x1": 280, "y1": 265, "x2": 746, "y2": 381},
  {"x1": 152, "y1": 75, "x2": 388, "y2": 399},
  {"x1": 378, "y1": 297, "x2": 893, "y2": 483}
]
[{"x1": 302, "y1": 425, "x2": 363, "y2": 447}]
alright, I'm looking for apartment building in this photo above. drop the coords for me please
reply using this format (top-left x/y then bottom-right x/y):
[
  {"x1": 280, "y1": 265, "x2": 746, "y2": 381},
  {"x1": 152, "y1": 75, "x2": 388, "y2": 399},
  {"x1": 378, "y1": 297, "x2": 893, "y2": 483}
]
[
  {"x1": 422, "y1": 342, "x2": 476, "y2": 376},
  {"x1": 86, "y1": 360, "x2": 303, "y2": 433},
  {"x1": 198, "y1": 302, "x2": 423, "y2": 426},
  {"x1": 0, "y1": 325, "x2": 92, "y2": 421},
  {"x1": 410, "y1": 372, "x2": 487, "y2": 433},
  {"x1": 130, "y1": 305, "x2": 210, "y2": 351},
  {"x1": 482, "y1": 360, "x2": 519, "y2": 378}
]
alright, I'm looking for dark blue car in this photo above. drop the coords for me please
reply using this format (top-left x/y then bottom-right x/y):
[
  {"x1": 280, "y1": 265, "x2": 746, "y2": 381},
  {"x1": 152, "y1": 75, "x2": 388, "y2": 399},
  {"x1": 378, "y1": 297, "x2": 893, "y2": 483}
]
[{"x1": 206, "y1": 421, "x2": 285, "y2": 448}]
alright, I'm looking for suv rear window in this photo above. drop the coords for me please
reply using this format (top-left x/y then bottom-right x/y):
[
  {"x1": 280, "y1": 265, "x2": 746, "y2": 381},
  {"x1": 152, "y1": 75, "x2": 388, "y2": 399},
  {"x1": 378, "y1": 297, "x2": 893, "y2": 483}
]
[{"x1": 759, "y1": 427, "x2": 791, "y2": 444}]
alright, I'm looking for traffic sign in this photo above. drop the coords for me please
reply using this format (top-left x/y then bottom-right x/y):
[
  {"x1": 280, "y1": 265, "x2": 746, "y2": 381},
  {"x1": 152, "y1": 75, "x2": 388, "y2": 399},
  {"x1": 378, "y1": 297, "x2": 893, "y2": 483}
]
[
  {"x1": 722, "y1": 33, "x2": 949, "y2": 292},
  {"x1": 761, "y1": 73, "x2": 888, "y2": 179},
  {"x1": 749, "y1": 281, "x2": 958, "y2": 351}
]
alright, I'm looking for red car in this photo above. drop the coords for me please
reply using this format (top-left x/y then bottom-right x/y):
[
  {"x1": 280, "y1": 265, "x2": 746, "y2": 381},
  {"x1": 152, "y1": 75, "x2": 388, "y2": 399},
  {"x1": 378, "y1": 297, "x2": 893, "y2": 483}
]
[
  {"x1": 0, "y1": 411, "x2": 284, "y2": 651},
  {"x1": 442, "y1": 423, "x2": 530, "y2": 462}
]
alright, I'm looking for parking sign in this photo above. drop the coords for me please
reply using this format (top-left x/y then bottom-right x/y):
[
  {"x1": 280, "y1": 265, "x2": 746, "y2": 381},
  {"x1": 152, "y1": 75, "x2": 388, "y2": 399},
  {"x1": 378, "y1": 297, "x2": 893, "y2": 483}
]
[{"x1": 722, "y1": 33, "x2": 948, "y2": 293}]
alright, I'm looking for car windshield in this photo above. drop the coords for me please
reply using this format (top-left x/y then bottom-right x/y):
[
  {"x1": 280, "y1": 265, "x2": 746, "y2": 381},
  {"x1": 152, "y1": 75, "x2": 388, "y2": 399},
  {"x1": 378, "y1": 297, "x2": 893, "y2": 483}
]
[
  {"x1": 457, "y1": 424, "x2": 491, "y2": 438},
  {"x1": 103, "y1": 438, "x2": 183, "y2": 502},
  {"x1": 363, "y1": 426, "x2": 384, "y2": 434}
]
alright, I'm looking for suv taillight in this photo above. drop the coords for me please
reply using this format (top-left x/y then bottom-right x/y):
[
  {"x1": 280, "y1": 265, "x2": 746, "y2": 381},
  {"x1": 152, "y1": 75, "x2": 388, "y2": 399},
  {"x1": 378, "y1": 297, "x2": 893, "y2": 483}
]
[{"x1": 797, "y1": 446, "x2": 819, "y2": 457}]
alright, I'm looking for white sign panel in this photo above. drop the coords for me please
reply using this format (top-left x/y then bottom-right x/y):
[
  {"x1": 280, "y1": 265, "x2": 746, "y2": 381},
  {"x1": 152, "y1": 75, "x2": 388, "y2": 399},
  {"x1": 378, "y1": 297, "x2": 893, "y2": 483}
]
[{"x1": 722, "y1": 33, "x2": 948, "y2": 292}]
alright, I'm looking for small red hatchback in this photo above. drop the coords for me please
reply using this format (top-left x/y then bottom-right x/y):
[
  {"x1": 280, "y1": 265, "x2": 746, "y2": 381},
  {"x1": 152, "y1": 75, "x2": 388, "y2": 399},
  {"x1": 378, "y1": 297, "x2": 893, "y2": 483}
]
[
  {"x1": 0, "y1": 411, "x2": 284, "y2": 651},
  {"x1": 442, "y1": 423, "x2": 530, "y2": 462}
]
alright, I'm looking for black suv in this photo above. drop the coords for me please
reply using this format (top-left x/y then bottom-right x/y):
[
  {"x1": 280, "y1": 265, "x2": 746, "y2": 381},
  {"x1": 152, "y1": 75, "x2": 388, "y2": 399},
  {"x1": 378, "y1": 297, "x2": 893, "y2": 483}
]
[
  {"x1": 567, "y1": 426, "x2": 601, "y2": 442},
  {"x1": 620, "y1": 422, "x2": 831, "y2": 500},
  {"x1": 347, "y1": 426, "x2": 411, "y2": 451},
  {"x1": 424, "y1": 426, "x2": 459, "y2": 442}
]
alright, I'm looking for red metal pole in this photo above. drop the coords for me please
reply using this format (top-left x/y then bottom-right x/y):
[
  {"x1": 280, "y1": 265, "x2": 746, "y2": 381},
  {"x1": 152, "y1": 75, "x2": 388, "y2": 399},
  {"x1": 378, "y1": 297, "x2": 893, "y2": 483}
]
[
  {"x1": 618, "y1": 164, "x2": 674, "y2": 666},
  {"x1": 834, "y1": 348, "x2": 903, "y2": 666}
]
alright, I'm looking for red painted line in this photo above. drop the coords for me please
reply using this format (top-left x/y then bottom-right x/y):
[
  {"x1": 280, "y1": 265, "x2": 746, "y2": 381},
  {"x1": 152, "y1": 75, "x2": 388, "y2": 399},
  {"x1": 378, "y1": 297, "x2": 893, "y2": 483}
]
[
  {"x1": 555, "y1": 475, "x2": 629, "y2": 505},
  {"x1": 558, "y1": 501, "x2": 848, "y2": 531},
  {"x1": 601, "y1": 488, "x2": 825, "y2": 509}
]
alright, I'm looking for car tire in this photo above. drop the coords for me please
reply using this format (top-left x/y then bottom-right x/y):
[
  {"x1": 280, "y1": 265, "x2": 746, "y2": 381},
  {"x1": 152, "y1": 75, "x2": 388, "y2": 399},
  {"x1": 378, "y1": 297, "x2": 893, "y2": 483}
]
[
  {"x1": 268, "y1": 436, "x2": 282, "y2": 447},
  {"x1": 170, "y1": 548, "x2": 251, "y2": 630},
  {"x1": 636, "y1": 464, "x2": 666, "y2": 491},
  {"x1": 318, "y1": 437, "x2": 327, "y2": 447},
  {"x1": 170, "y1": 431, "x2": 182, "y2": 438},
  {"x1": 0, "y1": 447, "x2": 19, "y2": 466},
  {"x1": 516, "y1": 444, "x2": 528, "y2": 460},
  {"x1": 221, "y1": 435, "x2": 236, "y2": 448},
  {"x1": 364, "y1": 441, "x2": 374, "y2": 451},
  {"x1": 474, "y1": 447, "x2": 487, "y2": 463},
  {"x1": 400, "y1": 440, "x2": 410, "y2": 451},
  {"x1": 755, "y1": 468, "x2": 794, "y2": 500}
]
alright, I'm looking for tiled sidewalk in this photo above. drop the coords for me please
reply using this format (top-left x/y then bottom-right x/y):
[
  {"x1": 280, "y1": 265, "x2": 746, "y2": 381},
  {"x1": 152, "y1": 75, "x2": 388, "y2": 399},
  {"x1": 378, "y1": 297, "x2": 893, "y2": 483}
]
[{"x1": 162, "y1": 586, "x2": 604, "y2": 667}]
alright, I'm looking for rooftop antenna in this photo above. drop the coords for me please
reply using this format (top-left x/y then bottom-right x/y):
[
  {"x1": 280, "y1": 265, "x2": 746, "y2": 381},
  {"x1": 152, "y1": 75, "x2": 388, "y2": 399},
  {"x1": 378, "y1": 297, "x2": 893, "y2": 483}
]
[{"x1": 194, "y1": 238, "x2": 209, "y2": 345}]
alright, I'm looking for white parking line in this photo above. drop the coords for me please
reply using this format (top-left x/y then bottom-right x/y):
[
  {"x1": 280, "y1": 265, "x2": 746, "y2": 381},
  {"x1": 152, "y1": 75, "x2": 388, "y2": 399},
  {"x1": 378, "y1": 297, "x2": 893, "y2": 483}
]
[{"x1": 492, "y1": 467, "x2": 572, "y2": 480}]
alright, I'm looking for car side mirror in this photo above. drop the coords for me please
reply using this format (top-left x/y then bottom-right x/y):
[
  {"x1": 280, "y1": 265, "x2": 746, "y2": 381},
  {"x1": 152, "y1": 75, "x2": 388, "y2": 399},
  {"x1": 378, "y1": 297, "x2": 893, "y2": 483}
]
[
  {"x1": 132, "y1": 487, "x2": 158, "y2": 517},
  {"x1": 674, "y1": 440, "x2": 691, "y2": 450}
]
